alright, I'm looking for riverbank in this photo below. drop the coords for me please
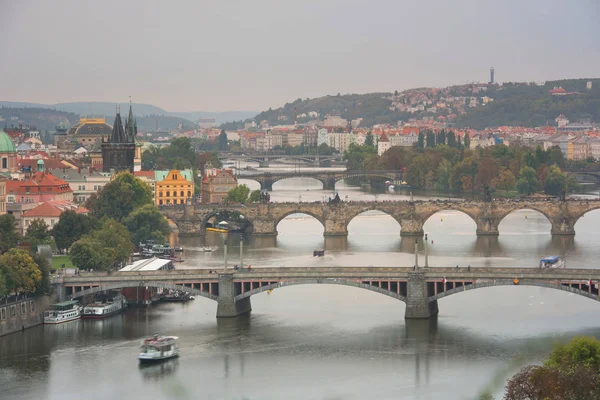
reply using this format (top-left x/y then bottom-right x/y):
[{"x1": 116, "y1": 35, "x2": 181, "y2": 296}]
[{"x1": 0, "y1": 295, "x2": 54, "y2": 337}]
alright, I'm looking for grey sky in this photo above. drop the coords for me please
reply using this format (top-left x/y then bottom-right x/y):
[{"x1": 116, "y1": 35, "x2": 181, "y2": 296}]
[{"x1": 1, "y1": 0, "x2": 599, "y2": 112}]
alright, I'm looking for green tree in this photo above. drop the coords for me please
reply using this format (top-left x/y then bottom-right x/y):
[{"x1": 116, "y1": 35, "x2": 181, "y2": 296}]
[
  {"x1": 225, "y1": 184, "x2": 251, "y2": 203},
  {"x1": 25, "y1": 219, "x2": 52, "y2": 250},
  {"x1": 516, "y1": 166, "x2": 539, "y2": 194},
  {"x1": 543, "y1": 165, "x2": 568, "y2": 196},
  {"x1": 343, "y1": 143, "x2": 376, "y2": 171},
  {"x1": 51, "y1": 211, "x2": 94, "y2": 252},
  {"x1": 475, "y1": 156, "x2": 498, "y2": 190},
  {"x1": 0, "y1": 214, "x2": 19, "y2": 254},
  {"x1": 463, "y1": 132, "x2": 471, "y2": 149},
  {"x1": 0, "y1": 249, "x2": 42, "y2": 293},
  {"x1": 491, "y1": 168, "x2": 516, "y2": 191},
  {"x1": 249, "y1": 190, "x2": 262, "y2": 203},
  {"x1": 545, "y1": 336, "x2": 600, "y2": 373},
  {"x1": 218, "y1": 129, "x2": 228, "y2": 151},
  {"x1": 447, "y1": 131, "x2": 456, "y2": 148},
  {"x1": 365, "y1": 131, "x2": 374, "y2": 147},
  {"x1": 69, "y1": 237, "x2": 110, "y2": 271},
  {"x1": 32, "y1": 253, "x2": 51, "y2": 295},
  {"x1": 87, "y1": 172, "x2": 153, "y2": 221},
  {"x1": 426, "y1": 130, "x2": 436, "y2": 148},
  {"x1": 416, "y1": 131, "x2": 425, "y2": 149},
  {"x1": 0, "y1": 271, "x2": 7, "y2": 297},
  {"x1": 123, "y1": 204, "x2": 171, "y2": 246},
  {"x1": 436, "y1": 130, "x2": 446, "y2": 146},
  {"x1": 91, "y1": 219, "x2": 133, "y2": 267}
]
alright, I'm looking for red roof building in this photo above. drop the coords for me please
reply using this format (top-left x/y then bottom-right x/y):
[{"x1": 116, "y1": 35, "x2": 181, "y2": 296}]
[
  {"x1": 21, "y1": 200, "x2": 88, "y2": 234},
  {"x1": 6, "y1": 171, "x2": 73, "y2": 204}
]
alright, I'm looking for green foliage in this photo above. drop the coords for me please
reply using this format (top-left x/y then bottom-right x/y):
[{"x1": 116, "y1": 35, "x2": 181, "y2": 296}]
[
  {"x1": 218, "y1": 130, "x2": 228, "y2": 151},
  {"x1": 417, "y1": 131, "x2": 424, "y2": 148},
  {"x1": 25, "y1": 219, "x2": 53, "y2": 250},
  {"x1": 226, "y1": 184, "x2": 251, "y2": 203},
  {"x1": 463, "y1": 132, "x2": 471, "y2": 148},
  {"x1": 86, "y1": 172, "x2": 153, "y2": 221},
  {"x1": 365, "y1": 132, "x2": 374, "y2": 147},
  {"x1": 123, "y1": 204, "x2": 171, "y2": 246},
  {"x1": 0, "y1": 214, "x2": 19, "y2": 254},
  {"x1": 516, "y1": 166, "x2": 539, "y2": 194},
  {"x1": 543, "y1": 165, "x2": 568, "y2": 196},
  {"x1": 0, "y1": 272, "x2": 6, "y2": 297},
  {"x1": 69, "y1": 219, "x2": 132, "y2": 271},
  {"x1": 51, "y1": 211, "x2": 95, "y2": 252},
  {"x1": 343, "y1": 143, "x2": 377, "y2": 171},
  {"x1": 426, "y1": 130, "x2": 435, "y2": 148},
  {"x1": 32, "y1": 253, "x2": 51, "y2": 295},
  {"x1": 0, "y1": 249, "x2": 42, "y2": 293},
  {"x1": 249, "y1": 190, "x2": 262, "y2": 203},
  {"x1": 504, "y1": 336, "x2": 600, "y2": 400}
]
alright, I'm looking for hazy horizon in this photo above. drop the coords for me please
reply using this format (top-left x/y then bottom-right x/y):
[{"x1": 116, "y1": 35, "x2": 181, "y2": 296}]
[{"x1": 1, "y1": 0, "x2": 599, "y2": 112}]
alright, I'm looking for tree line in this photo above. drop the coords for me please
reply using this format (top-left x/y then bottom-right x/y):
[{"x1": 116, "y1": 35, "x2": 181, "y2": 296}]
[{"x1": 345, "y1": 140, "x2": 578, "y2": 196}]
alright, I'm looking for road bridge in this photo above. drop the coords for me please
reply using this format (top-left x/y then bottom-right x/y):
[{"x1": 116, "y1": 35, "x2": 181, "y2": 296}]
[
  {"x1": 54, "y1": 267, "x2": 600, "y2": 318},
  {"x1": 238, "y1": 170, "x2": 402, "y2": 190},
  {"x1": 564, "y1": 169, "x2": 600, "y2": 183},
  {"x1": 220, "y1": 154, "x2": 345, "y2": 167},
  {"x1": 160, "y1": 199, "x2": 600, "y2": 237}
]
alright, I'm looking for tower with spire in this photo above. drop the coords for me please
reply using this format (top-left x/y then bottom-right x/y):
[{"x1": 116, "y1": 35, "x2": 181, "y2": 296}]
[{"x1": 101, "y1": 103, "x2": 136, "y2": 173}]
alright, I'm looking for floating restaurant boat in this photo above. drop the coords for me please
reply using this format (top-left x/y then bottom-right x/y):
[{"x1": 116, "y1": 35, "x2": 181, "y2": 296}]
[
  {"x1": 138, "y1": 335, "x2": 180, "y2": 363},
  {"x1": 82, "y1": 293, "x2": 127, "y2": 319},
  {"x1": 539, "y1": 256, "x2": 565, "y2": 269},
  {"x1": 206, "y1": 221, "x2": 229, "y2": 233},
  {"x1": 44, "y1": 300, "x2": 82, "y2": 324}
]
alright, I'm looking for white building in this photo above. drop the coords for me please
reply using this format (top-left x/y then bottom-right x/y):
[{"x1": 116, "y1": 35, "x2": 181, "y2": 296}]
[
  {"x1": 377, "y1": 134, "x2": 391, "y2": 156},
  {"x1": 323, "y1": 115, "x2": 348, "y2": 128},
  {"x1": 317, "y1": 129, "x2": 329, "y2": 146},
  {"x1": 328, "y1": 132, "x2": 355, "y2": 152},
  {"x1": 389, "y1": 132, "x2": 419, "y2": 147}
]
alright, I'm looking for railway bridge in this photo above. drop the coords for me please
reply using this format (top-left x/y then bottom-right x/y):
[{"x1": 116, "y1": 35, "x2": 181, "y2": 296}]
[
  {"x1": 160, "y1": 199, "x2": 600, "y2": 237},
  {"x1": 54, "y1": 267, "x2": 600, "y2": 318}
]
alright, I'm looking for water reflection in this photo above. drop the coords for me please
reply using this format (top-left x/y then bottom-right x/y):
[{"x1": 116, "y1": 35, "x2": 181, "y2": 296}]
[{"x1": 138, "y1": 359, "x2": 179, "y2": 381}]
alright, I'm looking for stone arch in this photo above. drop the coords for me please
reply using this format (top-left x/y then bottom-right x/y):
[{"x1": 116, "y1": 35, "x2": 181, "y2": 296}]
[
  {"x1": 236, "y1": 178, "x2": 262, "y2": 191},
  {"x1": 496, "y1": 206, "x2": 554, "y2": 232},
  {"x1": 430, "y1": 279, "x2": 598, "y2": 302},
  {"x1": 420, "y1": 206, "x2": 479, "y2": 234},
  {"x1": 270, "y1": 176, "x2": 327, "y2": 190},
  {"x1": 69, "y1": 281, "x2": 218, "y2": 302},
  {"x1": 201, "y1": 209, "x2": 254, "y2": 233},
  {"x1": 273, "y1": 209, "x2": 326, "y2": 230},
  {"x1": 572, "y1": 203, "x2": 600, "y2": 228},
  {"x1": 234, "y1": 278, "x2": 407, "y2": 303},
  {"x1": 345, "y1": 207, "x2": 402, "y2": 234}
]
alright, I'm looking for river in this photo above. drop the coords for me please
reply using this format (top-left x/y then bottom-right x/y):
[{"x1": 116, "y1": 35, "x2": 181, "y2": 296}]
[{"x1": 2, "y1": 166, "x2": 600, "y2": 400}]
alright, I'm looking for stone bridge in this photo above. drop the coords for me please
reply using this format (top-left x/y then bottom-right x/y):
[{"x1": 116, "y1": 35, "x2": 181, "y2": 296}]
[
  {"x1": 54, "y1": 266, "x2": 600, "y2": 319},
  {"x1": 220, "y1": 153, "x2": 344, "y2": 167},
  {"x1": 238, "y1": 169, "x2": 402, "y2": 190},
  {"x1": 160, "y1": 199, "x2": 600, "y2": 237},
  {"x1": 564, "y1": 169, "x2": 600, "y2": 183}
]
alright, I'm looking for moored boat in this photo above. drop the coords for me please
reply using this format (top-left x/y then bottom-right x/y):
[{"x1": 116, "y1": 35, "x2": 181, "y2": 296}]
[
  {"x1": 44, "y1": 300, "x2": 82, "y2": 324},
  {"x1": 82, "y1": 293, "x2": 127, "y2": 319},
  {"x1": 138, "y1": 335, "x2": 180, "y2": 363}
]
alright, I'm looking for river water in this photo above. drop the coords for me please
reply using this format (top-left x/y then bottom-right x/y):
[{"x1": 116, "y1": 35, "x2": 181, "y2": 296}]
[{"x1": 2, "y1": 166, "x2": 600, "y2": 400}]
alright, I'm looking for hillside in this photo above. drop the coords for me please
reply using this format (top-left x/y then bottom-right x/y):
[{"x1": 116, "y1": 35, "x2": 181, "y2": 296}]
[
  {"x1": 0, "y1": 101, "x2": 257, "y2": 125},
  {"x1": 0, "y1": 107, "x2": 79, "y2": 131},
  {"x1": 251, "y1": 78, "x2": 600, "y2": 129}
]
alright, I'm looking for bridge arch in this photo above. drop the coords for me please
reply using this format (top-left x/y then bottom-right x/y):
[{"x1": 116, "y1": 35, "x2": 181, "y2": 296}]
[
  {"x1": 345, "y1": 208, "x2": 402, "y2": 234},
  {"x1": 270, "y1": 176, "x2": 327, "y2": 190},
  {"x1": 69, "y1": 281, "x2": 218, "y2": 302},
  {"x1": 497, "y1": 208, "x2": 553, "y2": 235},
  {"x1": 273, "y1": 210, "x2": 326, "y2": 231},
  {"x1": 430, "y1": 279, "x2": 598, "y2": 302},
  {"x1": 234, "y1": 278, "x2": 407, "y2": 303},
  {"x1": 572, "y1": 204, "x2": 600, "y2": 228},
  {"x1": 421, "y1": 207, "x2": 479, "y2": 236},
  {"x1": 202, "y1": 209, "x2": 254, "y2": 233}
]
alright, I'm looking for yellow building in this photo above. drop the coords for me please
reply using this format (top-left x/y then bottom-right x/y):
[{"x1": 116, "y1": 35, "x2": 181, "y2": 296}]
[{"x1": 155, "y1": 169, "x2": 194, "y2": 205}]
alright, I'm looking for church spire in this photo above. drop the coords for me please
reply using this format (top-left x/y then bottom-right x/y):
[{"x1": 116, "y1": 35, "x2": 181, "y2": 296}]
[
  {"x1": 110, "y1": 110, "x2": 128, "y2": 143},
  {"x1": 126, "y1": 97, "x2": 136, "y2": 141}
]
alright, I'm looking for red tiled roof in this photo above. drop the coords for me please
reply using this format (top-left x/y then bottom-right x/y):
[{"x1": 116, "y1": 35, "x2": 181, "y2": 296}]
[
  {"x1": 6, "y1": 172, "x2": 72, "y2": 195},
  {"x1": 18, "y1": 158, "x2": 73, "y2": 172},
  {"x1": 134, "y1": 170, "x2": 154, "y2": 178},
  {"x1": 23, "y1": 201, "x2": 88, "y2": 218}
]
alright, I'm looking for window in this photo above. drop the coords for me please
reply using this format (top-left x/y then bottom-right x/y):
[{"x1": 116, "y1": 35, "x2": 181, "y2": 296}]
[
  {"x1": 159, "y1": 200, "x2": 163, "y2": 205},
  {"x1": 188, "y1": 191, "x2": 191, "y2": 197},
  {"x1": 166, "y1": 191, "x2": 170, "y2": 197},
  {"x1": 172, "y1": 174, "x2": 176, "y2": 180},
  {"x1": 2, "y1": 158, "x2": 7, "y2": 169},
  {"x1": 26, "y1": 220, "x2": 30, "y2": 226},
  {"x1": 50, "y1": 219, "x2": 55, "y2": 225},
  {"x1": 0, "y1": 308, "x2": 6, "y2": 320},
  {"x1": 21, "y1": 302, "x2": 26, "y2": 314},
  {"x1": 10, "y1": 305, "x2": 16, "y2": 318},
  {"x1": 159, "y1": 192, "x2": 163, "y2": 197},
  {"x1": 180, "y1": 191, "x2": 184, "y2": 197},
  {"x1": 30, "y1": 301, "x2": 35, "y2": 312}
]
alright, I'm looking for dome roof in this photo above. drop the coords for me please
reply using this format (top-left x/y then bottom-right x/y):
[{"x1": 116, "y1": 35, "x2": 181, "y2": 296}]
[
  {"x1": 67, "y1": 117, "x2": 113, "y2": 137},
  {"x1": 0, "y1": 130, "x2": 16, "y2": 153}
]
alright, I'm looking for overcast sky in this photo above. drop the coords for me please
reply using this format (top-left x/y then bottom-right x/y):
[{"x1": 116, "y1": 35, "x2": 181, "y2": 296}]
[{"x1": 1, "y1": 0, "x2": 599, "y2": 112}]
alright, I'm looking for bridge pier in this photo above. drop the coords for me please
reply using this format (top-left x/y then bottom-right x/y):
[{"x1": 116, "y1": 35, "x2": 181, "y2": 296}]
[
  {"x1": 551, "y1": 218, "x2": 576, "y2": 236},
  {"x1": 258, "y1": 161, "x2": 270, "y2": 168},
  {"x1": 399, "y1": 219, "x2": 424, "y2": 237},
  {"x1": 475, "y1": 218, "x2": 500, "y2": 236},
  {"x1": 217, "y1": 273, "x2": 252, "y2": 318},
  {"x1": 405, "y1": 272, "x2": 438, "y2": 319},
  {"x1": 261, "y1": 180, "x2": 274, "y2": 191},
  {"x1": 323, "y1": 178, "x2": 336, "y2": 191},
  {"x1": 252, "y1": 217, "x2": 277, "y2": 236}
]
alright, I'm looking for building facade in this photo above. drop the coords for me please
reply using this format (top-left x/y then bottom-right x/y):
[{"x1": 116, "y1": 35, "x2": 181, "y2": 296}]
[
  {"x1": 155, "y1": 169, "x2": 194, "y2": 206},
  {"x1": 201, "y1": 169, "x2": 237, "y2": 204},
  {"x1": 102, "y1": 107, "x2": 136, "y2": 173}
]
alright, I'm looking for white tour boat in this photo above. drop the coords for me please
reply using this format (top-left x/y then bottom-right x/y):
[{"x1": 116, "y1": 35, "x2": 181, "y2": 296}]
[
  {"x1": 44, "y1": 300, "x2": 82, "y2": 324},
  {"x1": 82, "y1": 293, "x2": 127, "y2": 319},
  {"x1": 138, "y1": 335, "x2": 180, "y2": 363}
]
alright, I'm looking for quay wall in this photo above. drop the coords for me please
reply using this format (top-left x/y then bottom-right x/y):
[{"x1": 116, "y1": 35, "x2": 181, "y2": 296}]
[{"x1": 0, "y1": 296, "x2": 54, "y2": 337}]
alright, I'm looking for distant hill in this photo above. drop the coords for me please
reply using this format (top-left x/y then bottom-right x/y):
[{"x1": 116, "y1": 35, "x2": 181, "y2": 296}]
[
  {"x1": 252, "y1": 78, "x2": 600, "y2": 129},
  {"x1": 0, "y1": 107, "x2": 79, "y2": 131},
  {"x1": 0, "y1": 101, "x2": 257, "y2": 126}
]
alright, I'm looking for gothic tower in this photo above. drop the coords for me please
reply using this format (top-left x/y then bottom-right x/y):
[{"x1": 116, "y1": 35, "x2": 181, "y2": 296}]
[{"x1": 102, "y1": 106, "x2": 135, "y2": 173}]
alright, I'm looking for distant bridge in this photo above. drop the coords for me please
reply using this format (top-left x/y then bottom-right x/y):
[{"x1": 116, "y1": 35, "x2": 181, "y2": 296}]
[
  {"x1": 237, "y1": 169, "x2": 402, "y2": 190},
  {"x1": 55, "y1": 266, "x2": 600, "y2": 318},
  {"x1": 564, "y1": 169, "x2": 600, "y2": 183},
  {"x1": 160, "y1": 199, "x2": 600, "y2": 237},
  {"x1": 220, "y1": 153, "x2": 345, "y2": 167}
]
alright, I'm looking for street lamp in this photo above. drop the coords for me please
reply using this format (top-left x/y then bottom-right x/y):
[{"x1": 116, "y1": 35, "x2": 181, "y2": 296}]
[
  {"x1": 299, "y1": 194, "x2": 302, "y2": 203},
  {"x1": 221, "y1": 231, "x2": 228, "y2": 270},
  {"x1": 239, "y1": 234, "x2": 244, "y2": 268}
]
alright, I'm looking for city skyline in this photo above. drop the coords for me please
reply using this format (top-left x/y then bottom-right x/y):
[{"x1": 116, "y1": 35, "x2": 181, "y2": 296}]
[{"x1": 1, "y1": 0, "x2": 599, "y2": 112}]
